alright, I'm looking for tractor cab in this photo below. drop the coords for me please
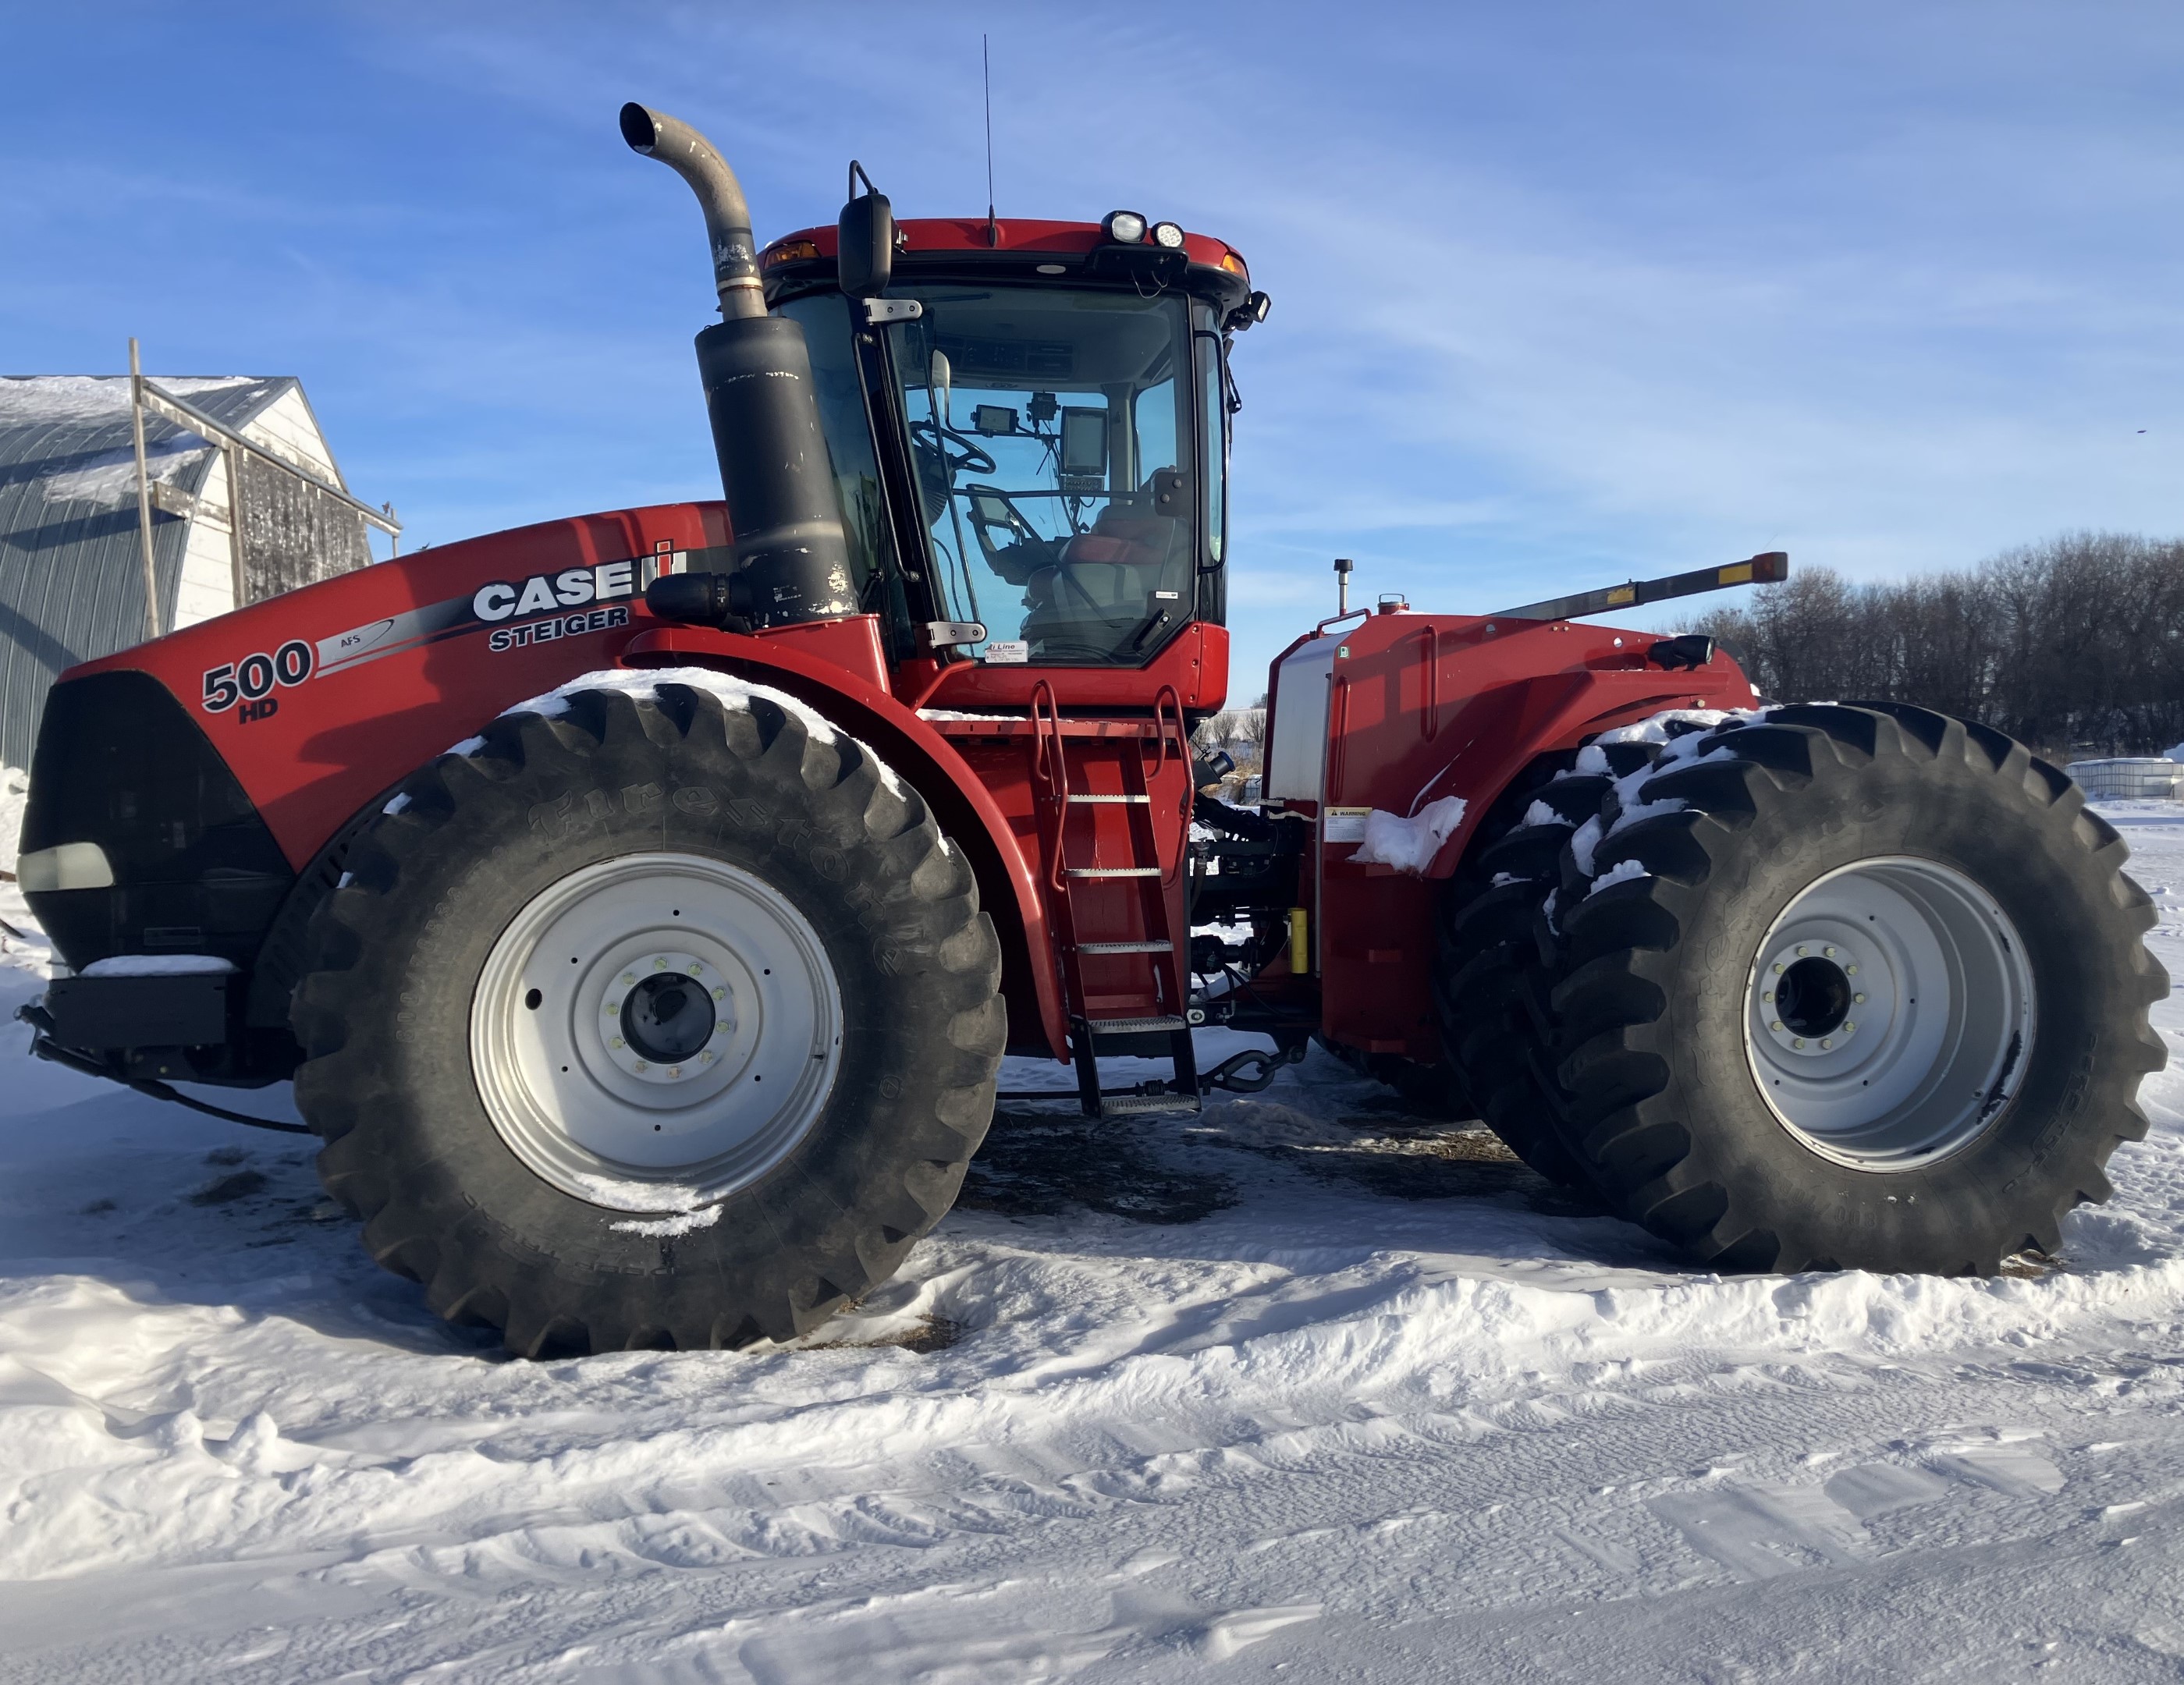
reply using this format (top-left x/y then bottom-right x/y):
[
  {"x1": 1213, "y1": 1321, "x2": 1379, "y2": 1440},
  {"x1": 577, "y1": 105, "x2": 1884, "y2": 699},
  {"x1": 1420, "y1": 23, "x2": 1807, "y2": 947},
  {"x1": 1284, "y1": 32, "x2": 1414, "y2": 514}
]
[{"x1": 756, "y1": 211, "x2": 1268, "y2": 680}]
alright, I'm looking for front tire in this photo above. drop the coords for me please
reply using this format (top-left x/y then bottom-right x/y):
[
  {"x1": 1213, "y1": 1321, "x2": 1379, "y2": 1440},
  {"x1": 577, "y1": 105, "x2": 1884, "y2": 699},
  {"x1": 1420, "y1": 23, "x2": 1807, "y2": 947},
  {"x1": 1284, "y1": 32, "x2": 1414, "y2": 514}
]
[
  {"x1": 1545, "y1": 702, "x2": 2168, "y2": 1275},
  {"x1": 293, "y1": 677, "x2": 1005, "y2": 1355}
]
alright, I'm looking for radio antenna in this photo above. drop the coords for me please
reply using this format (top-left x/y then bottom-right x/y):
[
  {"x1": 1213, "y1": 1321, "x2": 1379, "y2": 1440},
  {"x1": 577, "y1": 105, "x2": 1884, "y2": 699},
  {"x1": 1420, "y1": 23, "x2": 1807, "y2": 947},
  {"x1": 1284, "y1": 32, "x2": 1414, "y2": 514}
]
[{"x1": 982, "y1": 34, "x2": 998, "y2": 247}]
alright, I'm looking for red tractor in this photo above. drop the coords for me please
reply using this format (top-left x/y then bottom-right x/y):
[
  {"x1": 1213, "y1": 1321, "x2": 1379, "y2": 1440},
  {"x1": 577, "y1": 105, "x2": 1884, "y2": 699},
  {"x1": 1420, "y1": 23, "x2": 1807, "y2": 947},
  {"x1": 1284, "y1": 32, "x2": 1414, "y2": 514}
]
[{"x1": 17, "y1": 108, "x2": 2165, "y2": 1355}]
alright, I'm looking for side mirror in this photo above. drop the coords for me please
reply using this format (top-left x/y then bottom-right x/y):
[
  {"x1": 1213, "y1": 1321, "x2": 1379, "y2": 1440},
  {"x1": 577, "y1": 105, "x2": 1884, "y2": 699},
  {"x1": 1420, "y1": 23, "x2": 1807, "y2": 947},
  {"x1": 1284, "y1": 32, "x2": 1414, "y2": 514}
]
[{"x1": 838, "y1": 162, "x2": 894, "y2": 299}]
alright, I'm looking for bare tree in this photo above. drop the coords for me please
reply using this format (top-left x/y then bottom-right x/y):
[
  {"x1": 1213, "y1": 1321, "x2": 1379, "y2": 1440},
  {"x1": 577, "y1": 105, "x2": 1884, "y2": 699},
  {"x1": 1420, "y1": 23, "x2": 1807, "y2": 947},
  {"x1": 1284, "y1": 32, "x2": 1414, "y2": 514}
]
[{"x1": 1685, "y1": 533, "x2": 2184, "y2": 759}]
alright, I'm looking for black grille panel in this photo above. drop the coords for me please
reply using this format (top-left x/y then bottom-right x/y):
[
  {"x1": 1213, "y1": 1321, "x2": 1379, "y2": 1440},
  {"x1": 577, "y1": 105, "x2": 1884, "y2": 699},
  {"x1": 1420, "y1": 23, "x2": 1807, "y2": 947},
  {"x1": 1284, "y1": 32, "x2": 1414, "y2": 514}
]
[{"x1": 22, "y1": 670, "x2": 293, "y2": 972}]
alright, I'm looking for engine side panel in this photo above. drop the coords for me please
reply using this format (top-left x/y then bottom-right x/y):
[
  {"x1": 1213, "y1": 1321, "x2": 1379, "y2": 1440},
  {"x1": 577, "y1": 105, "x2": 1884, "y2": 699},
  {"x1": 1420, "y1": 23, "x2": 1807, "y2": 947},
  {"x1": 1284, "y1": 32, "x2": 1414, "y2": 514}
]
[
  {"x1": 65, "y1": 502, "x2": 734, "y2": 871},
  {"x1": 27, "y1": 512, "x2": 1073, "y2": 1066}
]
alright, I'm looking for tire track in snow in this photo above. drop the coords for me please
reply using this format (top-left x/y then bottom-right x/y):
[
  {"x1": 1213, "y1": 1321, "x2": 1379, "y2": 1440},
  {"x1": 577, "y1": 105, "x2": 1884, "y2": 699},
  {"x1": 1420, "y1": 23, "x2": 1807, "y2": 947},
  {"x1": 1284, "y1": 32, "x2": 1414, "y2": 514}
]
[{"x1": 1, "y1": 821, "x2": 2182, "y2": 1683}]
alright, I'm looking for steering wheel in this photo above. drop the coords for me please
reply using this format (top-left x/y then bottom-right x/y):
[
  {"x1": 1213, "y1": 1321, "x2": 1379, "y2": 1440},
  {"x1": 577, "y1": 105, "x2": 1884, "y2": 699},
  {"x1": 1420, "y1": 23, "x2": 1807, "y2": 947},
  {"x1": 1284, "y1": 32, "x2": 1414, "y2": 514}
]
[{"x1": 909, "y1": 418, "x2": 997, "y2": 478}]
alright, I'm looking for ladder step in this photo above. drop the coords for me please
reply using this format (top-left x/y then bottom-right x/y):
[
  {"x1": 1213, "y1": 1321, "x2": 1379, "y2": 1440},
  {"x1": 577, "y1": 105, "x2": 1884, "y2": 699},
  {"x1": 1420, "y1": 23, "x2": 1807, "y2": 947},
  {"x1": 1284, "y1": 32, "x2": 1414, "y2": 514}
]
[
  {"x1": 1086, "y1": 1015, "x2": 1190, "y2": 1037},
  {"x1": 1067, "y1": 794, "x2": 1151, "y2": 804},
  {"x1": 1077, "y1": 940, "x2": 1171, "y2": 954},
  {"x1": 1099, "y1": 1091, "x2": 1203, "y2": 1118},
  {"x1": 1066, "y1": 867, "x2": 1159, "y2": 878}
]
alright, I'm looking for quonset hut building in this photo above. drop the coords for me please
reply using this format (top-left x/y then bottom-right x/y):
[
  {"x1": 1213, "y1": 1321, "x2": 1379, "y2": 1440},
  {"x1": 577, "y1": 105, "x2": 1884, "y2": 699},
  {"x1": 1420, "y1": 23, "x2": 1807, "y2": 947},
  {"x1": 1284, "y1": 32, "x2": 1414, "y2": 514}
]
[{"x1": 0, "y1": 375, "x2": 384, "y2": 772}]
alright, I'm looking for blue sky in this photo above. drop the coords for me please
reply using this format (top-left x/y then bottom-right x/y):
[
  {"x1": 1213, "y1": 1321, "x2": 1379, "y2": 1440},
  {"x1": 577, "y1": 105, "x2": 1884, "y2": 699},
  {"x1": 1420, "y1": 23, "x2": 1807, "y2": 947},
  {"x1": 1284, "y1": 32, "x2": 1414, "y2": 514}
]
[{"x1": 7, "y1": 4, "x2": 2181, "y2": 694}]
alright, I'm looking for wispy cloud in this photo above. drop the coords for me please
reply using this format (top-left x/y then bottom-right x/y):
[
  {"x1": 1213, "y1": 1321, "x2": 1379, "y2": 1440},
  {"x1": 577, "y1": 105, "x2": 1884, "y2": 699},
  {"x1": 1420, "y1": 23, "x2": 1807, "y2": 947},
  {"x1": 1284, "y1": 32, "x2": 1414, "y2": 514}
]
[{"x1": 5, "y1": 2, "x2": 2182, "y2": 686}]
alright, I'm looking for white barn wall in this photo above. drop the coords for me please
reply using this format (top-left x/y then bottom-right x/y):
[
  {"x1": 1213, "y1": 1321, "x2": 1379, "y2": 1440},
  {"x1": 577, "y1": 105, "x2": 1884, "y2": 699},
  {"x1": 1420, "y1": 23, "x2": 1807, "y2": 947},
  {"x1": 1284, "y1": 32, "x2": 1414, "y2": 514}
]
[
  {"x1": 166, "y1": 386, "x2": 352, "y2": 629},
  {"x1": 243, "y1": 388, "x2": 343, "y2": 484},
  {"x1": 172, "y1": 453, "x2": 235, "y2": 629}
]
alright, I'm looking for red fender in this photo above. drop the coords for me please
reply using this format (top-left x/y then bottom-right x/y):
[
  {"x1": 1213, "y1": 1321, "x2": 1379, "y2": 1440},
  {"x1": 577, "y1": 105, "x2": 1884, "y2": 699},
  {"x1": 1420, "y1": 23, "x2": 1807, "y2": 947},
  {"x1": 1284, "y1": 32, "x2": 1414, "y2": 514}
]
[{"x1": 623, "y1": 626, "x2": 1070, "y2": 1062}]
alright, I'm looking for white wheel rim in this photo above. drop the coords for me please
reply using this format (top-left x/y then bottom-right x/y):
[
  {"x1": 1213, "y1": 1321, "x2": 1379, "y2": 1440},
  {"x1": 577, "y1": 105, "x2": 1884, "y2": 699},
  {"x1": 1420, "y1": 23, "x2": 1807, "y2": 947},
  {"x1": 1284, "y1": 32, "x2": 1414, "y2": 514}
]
[
  {"x1": 1742, "y1": 856, "x2": 2035, "y2": 1171},
  {"x1": 471, "y1": 853, "x2": 843, "y2": 1211}
]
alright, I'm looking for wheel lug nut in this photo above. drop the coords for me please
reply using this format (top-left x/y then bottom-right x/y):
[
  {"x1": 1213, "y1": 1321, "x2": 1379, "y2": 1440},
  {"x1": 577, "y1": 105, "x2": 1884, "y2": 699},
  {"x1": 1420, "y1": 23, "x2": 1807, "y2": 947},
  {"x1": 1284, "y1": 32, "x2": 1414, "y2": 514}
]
[
  {"x1": 1854, "y1": 992, "x2": 1866, "y2": 1003},
  {"x1": 1763, "y1": 990, "x2": 1774, "y2": 1003},
  {"x1": 1771, "y1": 1020, "x2": 1784, "y2": 1032},
  {"x1": 1845, "y1": 964, "x2": 1858, "y2": 975},
  {"x1": 1820, "y1": 1038, "x2": 1832, "y2": 1049},
  {"x1": 1793, "y1": 1037, "x2": 1806, "y2": 1048},
  {"x1": 1824, "y1": 945, "x2": 1837, "y2": 956},
  {"x1": 1772, "y1": 963, "x2": 1784, "y2": 975},
  {"x1": 1796, "y1": 945, "x2": 1809, "y2": 956},
  {"x1": 1842, "y1": 1021, "x2": 1856, "y2": 1034}
]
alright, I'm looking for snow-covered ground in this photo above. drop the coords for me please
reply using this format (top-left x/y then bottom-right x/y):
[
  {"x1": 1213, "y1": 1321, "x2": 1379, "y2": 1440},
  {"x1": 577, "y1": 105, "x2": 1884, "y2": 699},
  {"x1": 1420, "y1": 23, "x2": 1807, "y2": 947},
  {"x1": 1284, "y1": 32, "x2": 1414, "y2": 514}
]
[{"x1": 2, "y1": 808, "x2": 2182, "y2": 1682}]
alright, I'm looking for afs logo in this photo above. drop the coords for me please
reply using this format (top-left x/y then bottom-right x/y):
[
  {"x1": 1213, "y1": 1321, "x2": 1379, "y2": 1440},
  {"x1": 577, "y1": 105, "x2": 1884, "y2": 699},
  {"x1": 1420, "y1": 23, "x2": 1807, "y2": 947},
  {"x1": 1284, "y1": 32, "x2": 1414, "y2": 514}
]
[{"x1": 202, "y1": 640, "x2": 313, "y2": 722}]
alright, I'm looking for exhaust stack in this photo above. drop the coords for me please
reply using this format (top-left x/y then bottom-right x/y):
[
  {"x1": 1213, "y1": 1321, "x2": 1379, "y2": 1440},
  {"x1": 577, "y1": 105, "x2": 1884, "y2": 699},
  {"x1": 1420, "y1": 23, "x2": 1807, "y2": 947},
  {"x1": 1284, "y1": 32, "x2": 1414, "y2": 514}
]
[
  {"x1": 621, "y1": 102, "x2": 854, "y2": 630},
  {"x1": 618, "y1": 103, "x2": 764, "y2": 321}
]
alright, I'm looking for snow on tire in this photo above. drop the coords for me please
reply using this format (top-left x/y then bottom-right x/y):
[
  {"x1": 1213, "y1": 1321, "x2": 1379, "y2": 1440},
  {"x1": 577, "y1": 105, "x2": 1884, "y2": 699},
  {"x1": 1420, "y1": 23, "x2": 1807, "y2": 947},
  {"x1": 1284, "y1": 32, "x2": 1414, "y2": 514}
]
[
  {"x1": 1540, "y1": 701, "x2": 2168, "y2": 1275},
  {"x1": 291, "y1": 673, "x2": 1006, "y2": 1356}
]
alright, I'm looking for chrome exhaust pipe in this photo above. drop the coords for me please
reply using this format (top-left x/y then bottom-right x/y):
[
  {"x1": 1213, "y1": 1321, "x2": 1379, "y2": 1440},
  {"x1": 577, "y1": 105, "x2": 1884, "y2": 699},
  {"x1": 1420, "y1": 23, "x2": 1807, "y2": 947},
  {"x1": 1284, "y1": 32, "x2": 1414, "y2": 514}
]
[{"x1": 620, "y1": 102, "x2": 764, "y2": 321}]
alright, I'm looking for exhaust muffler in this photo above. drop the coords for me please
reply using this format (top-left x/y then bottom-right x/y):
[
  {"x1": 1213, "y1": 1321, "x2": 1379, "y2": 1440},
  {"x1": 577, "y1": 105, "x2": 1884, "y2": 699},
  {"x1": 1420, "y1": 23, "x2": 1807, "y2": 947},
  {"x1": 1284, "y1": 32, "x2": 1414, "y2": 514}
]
[{"x1": 622, "y1": 102, "x2": 854, "y2": 630}]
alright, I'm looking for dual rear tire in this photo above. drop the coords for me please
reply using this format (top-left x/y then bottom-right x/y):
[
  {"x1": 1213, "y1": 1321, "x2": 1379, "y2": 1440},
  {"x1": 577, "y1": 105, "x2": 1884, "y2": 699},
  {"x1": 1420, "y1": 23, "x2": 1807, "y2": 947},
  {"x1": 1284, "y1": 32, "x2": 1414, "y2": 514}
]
[{"x1": 1440, "y1": 702, "x2": 2167, "y2": 1275}]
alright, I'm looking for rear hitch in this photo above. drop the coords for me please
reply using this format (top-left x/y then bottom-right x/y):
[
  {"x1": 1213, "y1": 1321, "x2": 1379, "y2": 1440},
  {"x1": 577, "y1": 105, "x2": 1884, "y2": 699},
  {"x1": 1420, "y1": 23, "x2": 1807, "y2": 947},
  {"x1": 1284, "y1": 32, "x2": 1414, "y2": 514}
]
[
  {"x1": 995, "y1": 1041, "x2": 1303, "y2": 1107},
  {"x1": 1201, "y1": 1044, "x2": 1305, "y2": 1094},
  {"x1": 16, "y1": 999, "x2": 310, "y2": 1135}
]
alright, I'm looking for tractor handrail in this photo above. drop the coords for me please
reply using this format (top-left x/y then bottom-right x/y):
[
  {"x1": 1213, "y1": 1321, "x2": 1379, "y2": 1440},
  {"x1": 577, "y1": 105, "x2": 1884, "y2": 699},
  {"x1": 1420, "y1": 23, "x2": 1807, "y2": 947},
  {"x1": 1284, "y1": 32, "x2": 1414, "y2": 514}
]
[
  {"x1": 1028, "y1": 679, "x2": 1072, "y2": 892},
  {"x1": 1153, "y1": 684, "x2": 1190, "y2": 887}
]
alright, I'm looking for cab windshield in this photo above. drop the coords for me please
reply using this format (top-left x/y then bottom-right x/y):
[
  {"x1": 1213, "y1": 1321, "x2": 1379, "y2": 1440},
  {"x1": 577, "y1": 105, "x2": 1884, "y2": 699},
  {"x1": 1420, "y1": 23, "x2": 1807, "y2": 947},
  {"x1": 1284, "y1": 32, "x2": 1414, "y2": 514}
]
[{"x1": 889, "y1": 286, "x2": 1217, "y2": 665}]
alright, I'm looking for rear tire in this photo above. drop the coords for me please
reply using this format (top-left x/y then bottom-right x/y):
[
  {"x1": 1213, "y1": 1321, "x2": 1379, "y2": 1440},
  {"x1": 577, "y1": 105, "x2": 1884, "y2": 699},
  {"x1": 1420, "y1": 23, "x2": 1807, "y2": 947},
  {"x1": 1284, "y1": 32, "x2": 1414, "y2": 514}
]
[
  {"x1": 1544, "y1": 702, "x2": 2168, "y2": 1275},
  {"x1": 1431, "y1": 750, "x2": 1597, "y2": 1183},
  {"x1": 292, "y1": 677, "x2": 1005, "y2": 1354}
]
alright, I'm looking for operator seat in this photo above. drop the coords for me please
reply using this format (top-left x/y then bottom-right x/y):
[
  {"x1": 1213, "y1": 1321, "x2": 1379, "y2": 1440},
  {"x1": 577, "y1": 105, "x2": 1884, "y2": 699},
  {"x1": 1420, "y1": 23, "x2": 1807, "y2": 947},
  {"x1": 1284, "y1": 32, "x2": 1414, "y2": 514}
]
[
  {"x1": 1050, "y1": 506, "x2": 1184, "y2": 605},
  {"x1": 1021, "y1": 502, "x2": 1188, "y2": 660}
]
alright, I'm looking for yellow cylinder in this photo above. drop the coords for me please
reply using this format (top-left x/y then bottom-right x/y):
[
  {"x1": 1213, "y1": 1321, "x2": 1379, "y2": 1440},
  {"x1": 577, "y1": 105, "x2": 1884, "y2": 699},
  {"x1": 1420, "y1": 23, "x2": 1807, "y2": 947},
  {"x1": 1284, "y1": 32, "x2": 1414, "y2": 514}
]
[{"x1": 1287, "y1": 906, "x2": 1309, "y2": 975}]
